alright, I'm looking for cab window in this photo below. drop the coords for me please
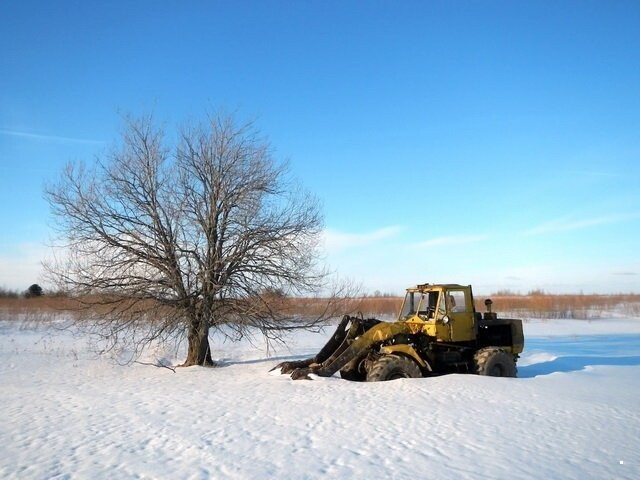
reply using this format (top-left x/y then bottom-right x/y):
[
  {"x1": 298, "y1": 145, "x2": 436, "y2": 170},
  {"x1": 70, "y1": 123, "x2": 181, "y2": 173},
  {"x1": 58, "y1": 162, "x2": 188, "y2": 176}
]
[
  {"x1": 448, "y1": 290, "x2": 468, "y2": 313},
  {"x1": 420, "y1": 292, "x2": 440, "y2": 318}
]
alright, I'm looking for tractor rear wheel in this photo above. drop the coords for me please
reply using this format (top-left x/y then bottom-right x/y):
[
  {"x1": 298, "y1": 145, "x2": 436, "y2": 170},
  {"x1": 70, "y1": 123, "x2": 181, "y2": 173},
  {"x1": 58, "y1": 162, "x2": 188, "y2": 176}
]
[
  {"x1": 366, "y1": 355, "x2": 422, "y2": 382},
  {"x1": 474, "y1": 347, "x2": 517, "y2": 377}
]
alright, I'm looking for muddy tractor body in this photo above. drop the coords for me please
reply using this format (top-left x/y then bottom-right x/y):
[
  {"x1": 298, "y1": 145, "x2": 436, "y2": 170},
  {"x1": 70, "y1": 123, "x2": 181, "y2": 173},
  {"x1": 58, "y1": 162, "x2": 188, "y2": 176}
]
[{"x1": 273, "y1": 283, "x2": 524, "y2": 381}]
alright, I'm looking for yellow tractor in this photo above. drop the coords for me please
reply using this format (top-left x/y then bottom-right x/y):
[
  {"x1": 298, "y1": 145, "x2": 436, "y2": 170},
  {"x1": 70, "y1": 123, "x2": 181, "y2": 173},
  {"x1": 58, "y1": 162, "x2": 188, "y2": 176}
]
[{"x1": 272, "y1": 283, "x2": 524, "y2": 381}]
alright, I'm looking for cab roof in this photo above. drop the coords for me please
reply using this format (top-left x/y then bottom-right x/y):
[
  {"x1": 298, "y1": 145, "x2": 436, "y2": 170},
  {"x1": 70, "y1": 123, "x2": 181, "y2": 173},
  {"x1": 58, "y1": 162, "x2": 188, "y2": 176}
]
[{"x1": 406, "y1": 283, "x2": 471, "y2": 292}]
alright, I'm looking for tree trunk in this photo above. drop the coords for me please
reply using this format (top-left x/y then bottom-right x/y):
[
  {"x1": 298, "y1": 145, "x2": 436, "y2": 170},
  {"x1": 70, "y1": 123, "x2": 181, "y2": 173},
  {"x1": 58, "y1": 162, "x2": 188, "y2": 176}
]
[{"x1": 182, "y1": 322, "x2": 214, "y2": 367}]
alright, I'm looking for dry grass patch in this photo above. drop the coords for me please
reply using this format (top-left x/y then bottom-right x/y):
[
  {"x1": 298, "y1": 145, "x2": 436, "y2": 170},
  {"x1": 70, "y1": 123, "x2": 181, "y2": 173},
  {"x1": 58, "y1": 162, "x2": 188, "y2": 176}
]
[{"x1": 474, "y1": 293, "x2": 640, "y2": 319}]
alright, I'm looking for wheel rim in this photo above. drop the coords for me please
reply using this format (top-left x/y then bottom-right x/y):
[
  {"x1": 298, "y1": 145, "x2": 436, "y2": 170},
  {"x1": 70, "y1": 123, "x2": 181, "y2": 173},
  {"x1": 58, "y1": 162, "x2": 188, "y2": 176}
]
[{"x1": 490, "y1": 364, "x2": 504, "y2": 376}]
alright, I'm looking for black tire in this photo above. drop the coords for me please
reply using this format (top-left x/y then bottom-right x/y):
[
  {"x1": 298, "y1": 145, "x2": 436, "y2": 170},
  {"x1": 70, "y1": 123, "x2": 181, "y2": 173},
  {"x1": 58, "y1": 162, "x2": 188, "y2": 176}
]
[
  {"x1": 366, "y1": 355, "x2": 422, "y2": 382},
  {"x1": 474, "y1": 347, "x2": 517, "y2": 377},
  {"x1": 339, "y1": 368, "x2": 366, "y2": 381}
]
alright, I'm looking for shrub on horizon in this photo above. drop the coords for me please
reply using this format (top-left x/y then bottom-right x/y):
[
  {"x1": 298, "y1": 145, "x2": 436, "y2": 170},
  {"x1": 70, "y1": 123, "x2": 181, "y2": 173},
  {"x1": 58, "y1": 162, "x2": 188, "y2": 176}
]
[{"x1": 24, "y1": 284, "x2": 44, "y2": 298}]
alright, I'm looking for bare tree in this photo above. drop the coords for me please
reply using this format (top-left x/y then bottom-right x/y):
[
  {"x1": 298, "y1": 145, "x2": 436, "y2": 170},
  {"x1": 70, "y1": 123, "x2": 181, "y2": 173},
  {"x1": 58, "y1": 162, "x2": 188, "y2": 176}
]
[{"x1": 45, "y1": 112, "x2": 340, "y2": 366}]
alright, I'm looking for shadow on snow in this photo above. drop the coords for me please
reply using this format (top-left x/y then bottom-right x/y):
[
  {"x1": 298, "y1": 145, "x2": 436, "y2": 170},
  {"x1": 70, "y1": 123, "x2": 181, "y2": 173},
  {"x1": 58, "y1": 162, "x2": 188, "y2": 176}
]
[
  {"x1": 217, "y1": 353, "x2": 309, "y2": 367},
  {"x1": 519, "y1": 334, "x2": 640, "y2": 378}
]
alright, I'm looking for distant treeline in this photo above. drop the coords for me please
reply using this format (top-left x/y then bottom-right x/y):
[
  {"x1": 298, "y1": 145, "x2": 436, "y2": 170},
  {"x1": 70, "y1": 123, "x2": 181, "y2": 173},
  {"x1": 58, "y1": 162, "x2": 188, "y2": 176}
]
[{"x1": 1, "y1": 290, "x2": 639, "y2": 321}]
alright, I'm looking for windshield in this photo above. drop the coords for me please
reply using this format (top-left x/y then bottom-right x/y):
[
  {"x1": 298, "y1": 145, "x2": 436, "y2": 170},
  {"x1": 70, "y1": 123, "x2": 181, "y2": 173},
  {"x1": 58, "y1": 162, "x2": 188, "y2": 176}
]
[
  {"x1": 400, "y1": 291, "x2": 421, "y2": 318},
  {"x1": 400, "y1": 291, "x2": 440, "y2": 319}
]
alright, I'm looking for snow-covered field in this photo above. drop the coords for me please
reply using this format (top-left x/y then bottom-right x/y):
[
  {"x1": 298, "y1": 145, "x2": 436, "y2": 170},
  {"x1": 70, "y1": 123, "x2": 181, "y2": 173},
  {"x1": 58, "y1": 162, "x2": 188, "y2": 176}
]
[{"x1": 1, "y1": 317, "x2": 639, "y2": 479}]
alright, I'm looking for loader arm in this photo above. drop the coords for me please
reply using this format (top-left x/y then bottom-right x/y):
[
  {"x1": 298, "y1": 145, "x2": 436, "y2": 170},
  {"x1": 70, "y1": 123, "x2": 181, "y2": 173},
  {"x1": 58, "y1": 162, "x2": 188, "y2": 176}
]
[
  {"x1": 275, "y1": 316, "x2": 426, "y2": 380},
  {"x1": 271, "y1": 315, "x2": 381, "y2": 375}
]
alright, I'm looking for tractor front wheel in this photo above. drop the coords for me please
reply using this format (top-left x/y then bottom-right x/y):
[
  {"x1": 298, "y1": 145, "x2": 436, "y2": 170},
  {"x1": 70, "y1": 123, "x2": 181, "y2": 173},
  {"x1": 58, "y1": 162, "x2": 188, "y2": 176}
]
[
  {"x1": 474, "y1": 347, "x2": 517, "y2": 377},
  {"x1": 340, "y1": 368, "x2": 366, "y2": 381},
  {"x1": 366, "y1": 355, "x2": 422, "y2": 382}
]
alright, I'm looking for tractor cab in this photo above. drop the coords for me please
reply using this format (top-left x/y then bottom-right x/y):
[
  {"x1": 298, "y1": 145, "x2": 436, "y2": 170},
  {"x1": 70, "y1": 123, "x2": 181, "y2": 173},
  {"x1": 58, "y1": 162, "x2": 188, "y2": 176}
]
[{"x1": 399, "y1": 284, "x2": 476, "y2": 342}]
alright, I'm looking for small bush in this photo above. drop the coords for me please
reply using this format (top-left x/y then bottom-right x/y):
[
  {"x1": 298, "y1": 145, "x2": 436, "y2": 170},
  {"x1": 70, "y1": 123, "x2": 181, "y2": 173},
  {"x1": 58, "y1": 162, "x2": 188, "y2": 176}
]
[
  {"x1": 25, "y1": 284, "x2": 44, "y2": 298},
  {"x1": 527, "y1": 288, "x2": 546, "y2": 296}
]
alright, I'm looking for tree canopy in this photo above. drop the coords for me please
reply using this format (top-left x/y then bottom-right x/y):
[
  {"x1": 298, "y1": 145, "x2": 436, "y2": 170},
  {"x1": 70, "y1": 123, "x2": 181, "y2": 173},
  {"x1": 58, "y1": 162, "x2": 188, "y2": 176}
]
[{"x1": 46, "y1": 112, "x2": 336, "y2": 366}]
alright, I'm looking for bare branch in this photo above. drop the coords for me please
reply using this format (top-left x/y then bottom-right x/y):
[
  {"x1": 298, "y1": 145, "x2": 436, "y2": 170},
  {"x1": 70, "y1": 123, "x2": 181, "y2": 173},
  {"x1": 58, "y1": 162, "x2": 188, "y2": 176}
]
[{"x1": 134, "y1": 360, "x2": 177, "y2": 373}]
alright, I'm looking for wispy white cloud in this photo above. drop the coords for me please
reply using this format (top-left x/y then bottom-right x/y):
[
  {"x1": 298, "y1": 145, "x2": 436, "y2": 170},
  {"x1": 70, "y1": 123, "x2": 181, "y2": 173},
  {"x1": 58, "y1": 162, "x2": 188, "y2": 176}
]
[
  {"x1": 570, "y1": 170, "x2": 621, "y2": 178},
  {"x1": 0, "y1": 128, "x2": 104, "y2": 145},
  {"x1": 411, "y1": 234, "x2": 489, "y2": 249},
  {"x1": 323, "y1": 226, "x2": 402, "y2": 252},
  {"x1": 523, "y1": 213, "x2": 640, "y2": 236}
]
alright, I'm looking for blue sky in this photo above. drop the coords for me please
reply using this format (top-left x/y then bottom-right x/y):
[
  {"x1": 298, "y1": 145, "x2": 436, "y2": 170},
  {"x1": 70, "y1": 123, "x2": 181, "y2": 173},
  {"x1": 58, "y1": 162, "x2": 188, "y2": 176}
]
[{"x1": 1, "y1": 0, "x2": 639, "y2": 294}]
